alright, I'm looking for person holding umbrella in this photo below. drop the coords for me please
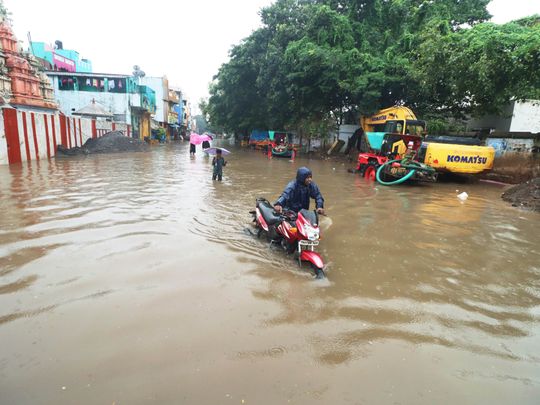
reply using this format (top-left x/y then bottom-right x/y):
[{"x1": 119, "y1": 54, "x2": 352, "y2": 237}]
[
  {"x1": 202, "y1": 133, "x2": 213, "y2": 150},
  {"x1": 211, "y1": 148, "x2": 227, "y2": 181}
]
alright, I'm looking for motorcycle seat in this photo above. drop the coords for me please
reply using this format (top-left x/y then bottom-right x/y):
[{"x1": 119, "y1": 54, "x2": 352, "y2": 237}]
[{"x1": 257, "y1": 201, "x2": 281, "y2": 225}]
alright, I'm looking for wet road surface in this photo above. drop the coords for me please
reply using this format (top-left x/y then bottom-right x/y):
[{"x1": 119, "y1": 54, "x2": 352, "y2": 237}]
[{"x1": 1, "y1": 142, "x2": 539, "y2": 404}]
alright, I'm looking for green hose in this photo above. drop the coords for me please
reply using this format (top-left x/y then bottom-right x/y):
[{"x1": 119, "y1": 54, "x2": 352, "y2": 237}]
[{"x1": 376, "y1": 159, "x2": 416, "y2": 185}]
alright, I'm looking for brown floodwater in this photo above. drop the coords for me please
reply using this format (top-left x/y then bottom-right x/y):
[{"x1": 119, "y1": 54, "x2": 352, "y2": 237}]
[{"x1": 1, "y1": 142, "x2": 539, "y2": 404}]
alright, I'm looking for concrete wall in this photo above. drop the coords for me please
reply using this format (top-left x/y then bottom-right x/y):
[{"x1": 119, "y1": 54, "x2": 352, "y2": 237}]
[
  {"x1": 0, "y1": 107, "x2": 130, "y2": 165},
  {"x1": 338, "y1": 124, "x2": 360, "y2": 152},
  {"x1": 467, "y1": 100, "x2": 540, "y2": 133},
  {"x1": 338, "y1": 125, "x2": 359, "y2": 142},
  {"x1": 50, "y1": 76, "x2": 133, "y2": 123},
  {"x1": 486, "y1": 137, "x2": 538, "y2": 157},
  {"x1": 139, "y1": 77, "x2": 166, "y2": 123},
  {"x1": 466, "y1": 103, "x2": 513, "y2": 132},
  {"x1": 510, "y1": 100, "x2": 540, "y2": 133}
]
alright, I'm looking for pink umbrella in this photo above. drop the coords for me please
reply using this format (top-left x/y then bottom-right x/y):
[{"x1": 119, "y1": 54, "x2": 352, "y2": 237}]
[{"x1": 189, "y1": 132, "x2": 212, "y2": 145}]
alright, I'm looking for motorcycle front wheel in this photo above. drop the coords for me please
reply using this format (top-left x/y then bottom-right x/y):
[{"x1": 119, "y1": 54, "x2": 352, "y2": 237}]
[
  {"x1": 310, "y1": 263, "x2": 326, "y2": 279},
  {"x1": 282, "y1": 239, "x2": 297, "y2": 254}
]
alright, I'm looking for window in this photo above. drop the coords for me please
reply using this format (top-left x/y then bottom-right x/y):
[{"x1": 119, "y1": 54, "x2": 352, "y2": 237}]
[
  {"x1": 384, "y1": 120, "x2": 404, "y2": 134},
  {"x1": 58, "y1": 76, "x2": 75, "y2": 90},
  {"x1": 404, "y1": 121, "x2": 426, "y2": 136},
  {"x1": 372, "y1": 123, "x2": 386, "y2": 132},
  {"x1": 76, "y1": 76, "x2": 105, "y2": 92},
  {"x1": 113, "y1": 113, "x2": 126, "y2": 122},
  {"x1": 107, "y1": 78, "x2": 127, "y2": 93}
]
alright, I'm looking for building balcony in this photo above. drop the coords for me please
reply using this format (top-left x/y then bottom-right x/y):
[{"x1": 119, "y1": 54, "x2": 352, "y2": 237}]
[
  {"x1": 131, "y1": 85, "x2": 156, "y2": 114},
  {"x1": 168, "y1": 90, "x2": 179, "y2": 103},
  {"x1": 167, "y1": 112, "x2": 178, "y2": 124},
  {"x1": 130, "y1": 86, "x2": 156, "y2": 114}
]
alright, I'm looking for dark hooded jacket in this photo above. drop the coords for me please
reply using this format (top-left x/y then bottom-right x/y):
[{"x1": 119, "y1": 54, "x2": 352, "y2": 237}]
[{"x1": 274, "y1": 167, "x2": 324, "y2": 212}]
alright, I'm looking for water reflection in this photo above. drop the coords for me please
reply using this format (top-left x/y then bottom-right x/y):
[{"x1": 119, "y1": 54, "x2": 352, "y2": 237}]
[{"x1": 0, "y1": 143, "x2": 539, "y2": 404}]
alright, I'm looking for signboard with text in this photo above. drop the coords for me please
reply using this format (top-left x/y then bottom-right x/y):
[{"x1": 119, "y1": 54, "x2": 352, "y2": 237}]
[{"x1": 52, "y1": 52, "x2": 76, "y2": 72}]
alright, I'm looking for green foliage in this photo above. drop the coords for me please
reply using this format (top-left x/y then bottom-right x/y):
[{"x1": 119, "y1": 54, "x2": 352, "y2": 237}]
[
  {"x1": 425, "y1": 117, "x2": 466, "y2": 135},
  {"x1": 156, "y1": 127, "x2": 166, "y2": 140},
  {"x1": 297, "y1": 114, "x2": 336, "y2": 141},
  {"x1": 193, "y1": 115, "x2": 208, "y2": 134},
  {"x1": 207, "y1": 0, "x2": 539, "y2": 135},
  {"x1": 415, "y1": 17, "x2": 540, "y2": 116}
]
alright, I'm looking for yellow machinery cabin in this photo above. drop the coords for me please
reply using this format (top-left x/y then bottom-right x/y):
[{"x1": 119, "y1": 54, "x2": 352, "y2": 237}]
[{"x1": 361, "y1": 106, "x2": 426, "y2": 136}]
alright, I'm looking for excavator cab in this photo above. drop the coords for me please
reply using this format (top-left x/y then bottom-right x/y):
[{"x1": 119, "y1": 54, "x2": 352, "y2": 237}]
[
  {"x1": 384, "y1": 120, "x2": 426, "y2": 136},
  {"x1": 380, "y1": 134, "x2": 423, "y2": 159}
]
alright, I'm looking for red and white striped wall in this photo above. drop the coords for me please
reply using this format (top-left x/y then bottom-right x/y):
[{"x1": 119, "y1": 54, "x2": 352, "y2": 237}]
[{"x1": 0, "y1": 108, "x2": 131, "y2": 165}]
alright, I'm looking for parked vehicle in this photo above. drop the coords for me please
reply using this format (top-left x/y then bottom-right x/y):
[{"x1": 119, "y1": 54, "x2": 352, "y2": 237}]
[
  {"x1": 269, "y1": 143, "x2": 296, "y2": 159},
  {"x1": 249, "y1": 130, "x2": 271, "y2": 150},
  {"x1": 249, "y1": 130, "x2": 295, "y2": 151},
  {"x1": 361, "y1": 106, "x2": 427, "y2": 136},
  {"x1": 357, "y1": 133, "x2": 437, "y2": 185},
  {"x1": 251, "y1": 198, "x2": 325, "y2": 279},
  {"x1": 360, "y1": 106, "x2": 495, "y2": 175}
]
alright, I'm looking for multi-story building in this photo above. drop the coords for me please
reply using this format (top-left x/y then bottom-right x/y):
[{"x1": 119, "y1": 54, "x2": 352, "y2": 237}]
[
  {"x1": 171, "y1": 88, "x2": 190, "y2": 137},
  {"x1": 139, "y1": 76, "x2": 167, "y2": 124},
  {"x1": 167, "y1": 88, "x2": 179, "y2": 125},
  {"x1": 46, "y1": 71, "x2": 156, "y2": 139},
  {"x1": 167, "y1": 87, "x2": 181, "y2": 139},
  {"x1": 139, "y1": 76, "x2": 183, "y2": 140},
  {"x1": 30, "y1": 40, "x2": 92, "y2": 73}
]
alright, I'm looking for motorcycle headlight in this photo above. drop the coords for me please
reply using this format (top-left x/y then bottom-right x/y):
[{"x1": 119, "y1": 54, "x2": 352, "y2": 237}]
[{"x1": 305, "y1": 225, "x2": 319, "y2": 241}]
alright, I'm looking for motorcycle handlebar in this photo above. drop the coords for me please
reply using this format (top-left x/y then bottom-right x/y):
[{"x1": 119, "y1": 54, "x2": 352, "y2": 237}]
[
  {"x1": 277, "y1": 210, "x2": 296, "y2": 220},
  {"x1": 273, "y1": 209, "x2": 326, "y2": 222}
]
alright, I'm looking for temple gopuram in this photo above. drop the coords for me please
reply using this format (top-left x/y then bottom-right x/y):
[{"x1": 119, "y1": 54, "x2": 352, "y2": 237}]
[{"x1": 0, "y1": 8, "x2": 56, "y2": 110}]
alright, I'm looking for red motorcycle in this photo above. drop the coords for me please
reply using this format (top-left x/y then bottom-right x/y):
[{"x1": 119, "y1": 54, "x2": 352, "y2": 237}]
[{"x1": 251, "y1": 198, "x2": 325, "y2": 279}]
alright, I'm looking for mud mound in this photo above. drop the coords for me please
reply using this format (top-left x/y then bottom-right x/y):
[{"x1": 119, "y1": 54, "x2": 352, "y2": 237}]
[
  {"x1": 57, "y1": 131, "x2": 149, "y2": 156},
  {"x1": 501, "y1": 177, "x2": 540, "y2": 211}
]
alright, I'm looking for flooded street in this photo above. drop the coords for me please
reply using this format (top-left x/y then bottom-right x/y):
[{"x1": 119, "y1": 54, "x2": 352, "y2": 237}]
[{"x1": 1, "y1": 142, "x2": 539, "y2": 404}]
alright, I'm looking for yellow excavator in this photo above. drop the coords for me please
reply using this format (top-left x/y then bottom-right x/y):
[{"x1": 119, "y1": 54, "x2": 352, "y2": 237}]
[{"x1": 360, "y1": 106, "x2": 495, "y2": 175}]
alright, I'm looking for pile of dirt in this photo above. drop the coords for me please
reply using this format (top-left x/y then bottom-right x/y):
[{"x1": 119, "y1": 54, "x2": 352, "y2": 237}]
[
  {"x1": 56, "y1": 131, "x2": 149, "y2": 156},
  {"x1": 501, "y1": 177, "x2": 540, "y2": 211},
  {"x1": 481, "y1": 155, "x2": 540, "y2": 184}
]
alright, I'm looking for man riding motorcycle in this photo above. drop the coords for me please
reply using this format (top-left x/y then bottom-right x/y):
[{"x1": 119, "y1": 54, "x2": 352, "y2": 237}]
[{"x1": 273, "y1": 167, "x2": 325, "y2": 215}]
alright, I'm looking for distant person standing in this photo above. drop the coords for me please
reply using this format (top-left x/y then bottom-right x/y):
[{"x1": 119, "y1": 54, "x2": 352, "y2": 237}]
[{"x1": 212, "y1": 149, "x2": 227, "y2": 181}]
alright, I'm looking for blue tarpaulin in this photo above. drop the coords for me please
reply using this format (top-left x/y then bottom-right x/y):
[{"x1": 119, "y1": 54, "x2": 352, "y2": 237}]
[{"x1": 249, "y1": 130, "x2": 269, "y2": 141}]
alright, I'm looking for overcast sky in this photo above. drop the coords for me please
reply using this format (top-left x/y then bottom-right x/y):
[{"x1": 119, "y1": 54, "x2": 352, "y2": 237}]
[{"x1": 3, "y1": 0, "x2": 540, "y2": 112}]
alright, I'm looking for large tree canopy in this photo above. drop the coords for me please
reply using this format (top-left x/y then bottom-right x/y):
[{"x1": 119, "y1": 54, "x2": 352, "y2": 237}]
[
  {"x1": 206, "y1": 0, "x2": 539, "y2": 135},
  {"x1": 414, "y1": 17, "x2": 540, "y2": 116}
]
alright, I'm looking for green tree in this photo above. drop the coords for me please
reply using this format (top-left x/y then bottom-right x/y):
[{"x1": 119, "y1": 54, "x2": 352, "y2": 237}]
[
  {"x1": 414, "y1": 16, "x2": 540, "y2": 117},
  {"x1": 207, "y1": 0, "x2": 538, "y2": 136},
  {"x1": 193, "y1": 115, "x2": 208, "y2": 134},
  {"x1": 207, "y1": 29, "x2": 272, "y2": 137}
]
